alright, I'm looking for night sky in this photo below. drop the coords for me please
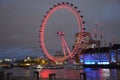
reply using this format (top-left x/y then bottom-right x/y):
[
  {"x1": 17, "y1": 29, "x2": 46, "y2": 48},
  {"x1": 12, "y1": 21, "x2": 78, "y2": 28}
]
[{"x1": 0, "y1": 0, "x2": 120, "y2": 59}]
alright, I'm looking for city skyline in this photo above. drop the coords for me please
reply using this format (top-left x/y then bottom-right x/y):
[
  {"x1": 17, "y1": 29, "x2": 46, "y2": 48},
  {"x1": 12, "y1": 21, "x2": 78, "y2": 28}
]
[{"x1": 0, "y1": 0, "x2": 120, "y2": 59}]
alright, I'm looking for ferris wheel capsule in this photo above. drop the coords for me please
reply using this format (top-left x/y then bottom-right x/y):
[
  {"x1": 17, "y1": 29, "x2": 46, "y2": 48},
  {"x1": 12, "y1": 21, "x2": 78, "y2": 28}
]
[
  {"x1": 81, "y1": 15, "x2": 83, "y2": 18},
  {"x1": 70, "y1": 4, "x2": 73, "y2": 6},
  {"x1": 62, "y1": 2, "x2": 65, "y2": 4},
  {"x1": 66, "y1": 2, "x2": 69, "y2": 4}
]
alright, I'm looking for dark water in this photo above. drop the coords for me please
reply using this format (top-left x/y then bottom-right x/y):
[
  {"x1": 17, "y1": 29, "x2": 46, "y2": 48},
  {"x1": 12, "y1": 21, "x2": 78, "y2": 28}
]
[{"x1": 4, "y1": 68, "x2": 120, "y2": 80}]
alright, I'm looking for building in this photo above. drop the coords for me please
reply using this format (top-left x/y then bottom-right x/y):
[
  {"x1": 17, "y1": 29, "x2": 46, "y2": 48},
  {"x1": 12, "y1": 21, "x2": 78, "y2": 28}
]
[
  {"x1": 74, "y1": 32, "x2": 101, "y2": 49},
  {"x1": 79, "y1": 44, "x2": 120, "y2": 65},
  {"x1": 74, "y1": 31, "x2": 120, "y2": 66}
]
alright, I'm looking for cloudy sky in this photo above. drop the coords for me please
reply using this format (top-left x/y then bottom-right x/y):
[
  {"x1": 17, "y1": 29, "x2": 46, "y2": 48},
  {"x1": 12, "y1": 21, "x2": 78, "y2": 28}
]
[{"x1": 0, "y1": 0, "x2": 120, "y2": 59}]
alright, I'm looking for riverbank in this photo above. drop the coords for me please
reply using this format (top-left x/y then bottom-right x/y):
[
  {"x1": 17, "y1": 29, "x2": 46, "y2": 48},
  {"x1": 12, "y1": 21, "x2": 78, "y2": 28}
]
[{"x1": 83, "y1": 64, "x2": 120, "y2": 69}]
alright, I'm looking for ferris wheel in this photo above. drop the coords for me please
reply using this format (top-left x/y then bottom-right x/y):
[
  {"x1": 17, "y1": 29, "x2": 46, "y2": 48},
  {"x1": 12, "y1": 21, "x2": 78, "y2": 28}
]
[{"x1": 39, "y1": 2, "x2": 85, "y2": 63}]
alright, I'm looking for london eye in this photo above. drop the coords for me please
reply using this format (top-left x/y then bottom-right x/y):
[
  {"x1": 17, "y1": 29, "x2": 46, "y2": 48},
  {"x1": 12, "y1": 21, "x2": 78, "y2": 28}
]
[{"x1": 39, "y1": 2, "x2": 85, "y2": 63}]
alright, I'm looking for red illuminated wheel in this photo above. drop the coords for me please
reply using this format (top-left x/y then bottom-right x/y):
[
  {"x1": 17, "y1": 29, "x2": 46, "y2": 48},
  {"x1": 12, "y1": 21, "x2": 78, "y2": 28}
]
[{"x1": 39, "y1": 2, "x2": 84, "y2": 63}]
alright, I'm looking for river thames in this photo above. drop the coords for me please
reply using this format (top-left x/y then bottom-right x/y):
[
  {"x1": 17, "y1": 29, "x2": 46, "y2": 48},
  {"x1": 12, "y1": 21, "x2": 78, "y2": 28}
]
[{"x1": 3, "y1": 67, "x2": 120, "y2": 80}]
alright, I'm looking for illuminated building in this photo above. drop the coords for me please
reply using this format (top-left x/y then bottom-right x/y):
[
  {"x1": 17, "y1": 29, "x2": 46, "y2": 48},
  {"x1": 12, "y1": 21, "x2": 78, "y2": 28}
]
[
  {"x1": 4, "y1": 58, "x2": 12, "y2": 62},
  {"x1": 74, "y1": 32, "x2": 120, "y2": 65},
  {"x1": 0, "y1": 59, "x2": 3, "y2": 63},
  {"x1": 79, "y1": 44, "x2": 120, "y2": 65},
  {"x1": 109, "y1": 44, "x2": 120, "y2": 63}
]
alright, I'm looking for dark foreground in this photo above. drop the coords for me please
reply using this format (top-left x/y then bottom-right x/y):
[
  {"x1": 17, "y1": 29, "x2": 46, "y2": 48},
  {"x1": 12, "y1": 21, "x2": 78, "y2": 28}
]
[{"x1": 1, "y1": 67, "x2": 120, "y2": 80}]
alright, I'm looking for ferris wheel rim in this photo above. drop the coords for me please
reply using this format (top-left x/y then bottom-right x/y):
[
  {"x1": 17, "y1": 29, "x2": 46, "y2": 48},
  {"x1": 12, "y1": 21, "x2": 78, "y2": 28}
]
[{"x1": 39, "y1": 2, "x2": 84, "y2": 63}]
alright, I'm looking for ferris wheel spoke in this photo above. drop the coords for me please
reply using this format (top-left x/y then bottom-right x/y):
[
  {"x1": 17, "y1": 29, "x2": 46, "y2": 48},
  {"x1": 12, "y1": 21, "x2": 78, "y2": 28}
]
[
  {"x1": 57, "y1": 31, "x2": 72, "y2": 57},
  {"x1": 62, "y1": 37, "x2": 72, "y2": 56},
  {"x1": 61, "y1": 36, "x2": 67, "y2": 57}
]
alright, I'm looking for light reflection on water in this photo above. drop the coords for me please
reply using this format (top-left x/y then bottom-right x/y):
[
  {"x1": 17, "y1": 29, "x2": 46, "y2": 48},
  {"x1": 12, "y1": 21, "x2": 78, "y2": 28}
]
[
  {"x1": 84, "y1": 68, "x2": 120, "y2": 80},
  {"x1": 4, "y1": 68, "x2": 120, "y2": 80},
  {"x1": 40, "y1": 69, "x2": 83, "y2": 79},
  {"x1": 84, "y1": 68, "x2": 110, "y2": 80}
]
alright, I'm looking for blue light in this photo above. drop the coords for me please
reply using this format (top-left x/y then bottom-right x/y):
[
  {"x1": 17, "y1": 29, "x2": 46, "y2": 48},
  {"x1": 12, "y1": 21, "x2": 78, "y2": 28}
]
[
  {"x1": 103, "y1": 62, "x2": 109, "y2": 64},
  {"x1": 98, "y1": 62, "x2": 109, "y2": 65},
  {"x1": 84, "y1": 62, "x2": 95, "y2": 64},
  {"x1": 110, "y1": 51, "x2": 116, "y2": 62},
  {"x1": 80, "y1": 53, "x2": 110, "y2": 65}
]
